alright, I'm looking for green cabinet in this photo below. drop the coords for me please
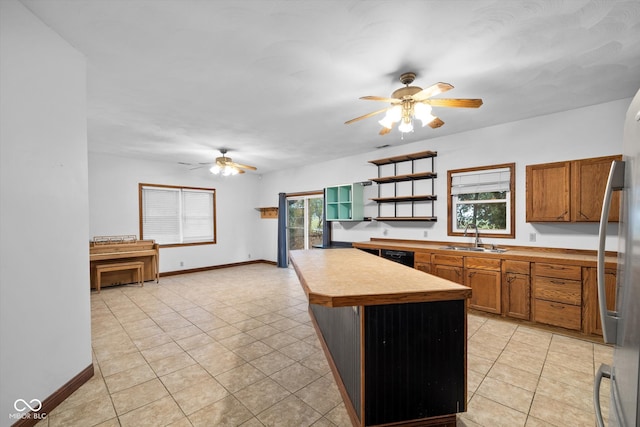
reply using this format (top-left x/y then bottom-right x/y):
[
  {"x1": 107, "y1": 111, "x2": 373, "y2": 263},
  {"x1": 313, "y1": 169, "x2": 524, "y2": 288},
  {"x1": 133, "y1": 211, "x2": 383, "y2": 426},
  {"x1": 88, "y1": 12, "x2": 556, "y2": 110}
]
[{"x1": 326, "y1": 183, "x2": 364, "y2": 221}]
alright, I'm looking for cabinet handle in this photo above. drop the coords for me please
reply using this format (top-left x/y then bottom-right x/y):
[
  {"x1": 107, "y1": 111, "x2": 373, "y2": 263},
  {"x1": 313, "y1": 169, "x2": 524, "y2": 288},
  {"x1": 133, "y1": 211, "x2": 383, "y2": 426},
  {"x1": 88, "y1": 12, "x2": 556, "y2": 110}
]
[
  {"x1": 468, "y1": 271, "x2": 476, "y2": 278},
  {"x1": 550, "y1": 280, "x2": 566, "y2": 285},
  {"x1": 556, "y1": 210, "x2": 568, "y2": 219},
  {"x1": 597, "y1": 160, "x2": 624, "y2": 344},
  {"x1": 594, "y1": 364, "x2": 611, "y2": 427},
  {"x1": 550, "y1": 303, "x2": 565, "y2": 310},
  {"x1": 579, "y1": 211, "x2": 589, "y2": 219}
]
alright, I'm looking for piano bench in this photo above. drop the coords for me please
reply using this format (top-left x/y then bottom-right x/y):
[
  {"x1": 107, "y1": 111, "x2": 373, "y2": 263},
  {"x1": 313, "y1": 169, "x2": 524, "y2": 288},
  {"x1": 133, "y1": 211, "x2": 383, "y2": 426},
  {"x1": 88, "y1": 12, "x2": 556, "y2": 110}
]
[{"x1": 95, "y1": 261, "x2": 145, "y2": 293}]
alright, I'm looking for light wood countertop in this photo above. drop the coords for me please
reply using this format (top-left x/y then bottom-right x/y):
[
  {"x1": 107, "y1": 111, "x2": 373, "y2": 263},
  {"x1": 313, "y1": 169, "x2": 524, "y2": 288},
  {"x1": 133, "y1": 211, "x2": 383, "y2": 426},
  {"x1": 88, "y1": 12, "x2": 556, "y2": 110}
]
[
  {"x1": 352, "y1": 239, "x2": 618, "y2": 268},
  {"x1": 289, "y1": 248, "x2": 471, "y2": 308}
]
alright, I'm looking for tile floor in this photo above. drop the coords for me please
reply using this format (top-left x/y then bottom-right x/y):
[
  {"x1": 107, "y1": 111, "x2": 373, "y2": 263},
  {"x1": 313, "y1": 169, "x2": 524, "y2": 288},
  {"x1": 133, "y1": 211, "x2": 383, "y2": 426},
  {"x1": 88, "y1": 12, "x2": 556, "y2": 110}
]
[{"x1": 38, "y1": 263, "x2": 612, "y2": 426}]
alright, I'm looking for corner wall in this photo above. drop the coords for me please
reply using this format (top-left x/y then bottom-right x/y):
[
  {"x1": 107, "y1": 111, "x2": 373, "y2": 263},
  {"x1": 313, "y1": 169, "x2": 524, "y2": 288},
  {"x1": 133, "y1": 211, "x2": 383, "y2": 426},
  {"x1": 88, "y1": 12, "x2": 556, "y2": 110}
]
[
  {"x1": 0, "y1": 1, "x2": 91, "y2": 424},
  {"x1": 257, "y1": 98, "x2": 631, "y2": 262}
]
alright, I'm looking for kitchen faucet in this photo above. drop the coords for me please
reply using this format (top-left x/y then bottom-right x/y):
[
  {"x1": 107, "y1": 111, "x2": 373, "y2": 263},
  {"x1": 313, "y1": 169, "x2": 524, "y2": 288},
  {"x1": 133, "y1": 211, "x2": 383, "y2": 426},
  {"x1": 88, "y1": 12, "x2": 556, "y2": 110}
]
[{"x1": 463, "y1": 223, "x2": 481, "y2": 248}]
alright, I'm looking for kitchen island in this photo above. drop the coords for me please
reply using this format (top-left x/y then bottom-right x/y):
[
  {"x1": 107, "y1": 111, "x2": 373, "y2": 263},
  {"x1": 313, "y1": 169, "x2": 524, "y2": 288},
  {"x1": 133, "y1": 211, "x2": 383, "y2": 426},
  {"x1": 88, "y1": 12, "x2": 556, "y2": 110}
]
[{"x1": 289, "y1": 248, "x2": 471, "y2": 427}]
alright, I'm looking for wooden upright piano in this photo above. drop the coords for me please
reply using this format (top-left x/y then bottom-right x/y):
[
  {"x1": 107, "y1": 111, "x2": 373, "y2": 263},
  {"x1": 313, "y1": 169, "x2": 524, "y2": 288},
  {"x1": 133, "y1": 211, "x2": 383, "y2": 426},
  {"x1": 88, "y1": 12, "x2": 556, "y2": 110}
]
[{"x1": 89, "y1": 236, "x2": 159, "y2": 290}]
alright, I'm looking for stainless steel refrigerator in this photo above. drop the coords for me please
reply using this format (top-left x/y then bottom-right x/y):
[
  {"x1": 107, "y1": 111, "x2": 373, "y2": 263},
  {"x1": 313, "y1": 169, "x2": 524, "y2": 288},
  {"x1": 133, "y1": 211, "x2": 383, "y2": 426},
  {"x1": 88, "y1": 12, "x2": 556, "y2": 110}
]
[{"x1": 594, "y1": 88, "x2": 640, "y2": 427}]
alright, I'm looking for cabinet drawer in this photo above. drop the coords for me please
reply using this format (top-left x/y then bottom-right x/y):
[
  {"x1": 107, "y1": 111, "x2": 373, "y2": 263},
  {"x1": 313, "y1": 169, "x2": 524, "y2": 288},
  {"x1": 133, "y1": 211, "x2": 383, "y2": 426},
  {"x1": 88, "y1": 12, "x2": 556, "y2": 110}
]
[
  {"x1": 534, "y1": 276, "x2": 581, "y2": 305},
  {"x1": 503, "y1": 260, "x2": 530, "y2": 275},
  {"x1": 535, "y1": 263, "x2": 581, "y2": 280},
  {"x1": 415, "y1": 252, "x2": 431, "y2": 263},
  {"x1": 464, "y1": 257, "x2": 501, "y2": 271},
  {"x1": 534, "y1": 299, "x2": 581, "y2": 330},
  {"x1": 431, "y1": 254, "x2": 463, "y2": 267}
]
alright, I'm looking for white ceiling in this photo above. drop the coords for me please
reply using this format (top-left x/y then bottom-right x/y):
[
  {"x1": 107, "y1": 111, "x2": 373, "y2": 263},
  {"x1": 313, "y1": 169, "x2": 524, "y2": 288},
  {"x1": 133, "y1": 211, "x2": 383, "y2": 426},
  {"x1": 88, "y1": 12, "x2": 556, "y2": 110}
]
[{"x1": 21, "y1": 0, "x2": 640, "y2": 173}]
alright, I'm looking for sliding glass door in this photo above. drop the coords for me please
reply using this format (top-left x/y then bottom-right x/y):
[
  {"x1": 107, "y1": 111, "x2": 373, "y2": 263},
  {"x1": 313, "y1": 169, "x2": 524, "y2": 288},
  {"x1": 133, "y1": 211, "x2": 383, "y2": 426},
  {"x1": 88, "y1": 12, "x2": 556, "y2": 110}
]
[{"x1": 287, "y1": 195, "x2": 324, "y2": 252}]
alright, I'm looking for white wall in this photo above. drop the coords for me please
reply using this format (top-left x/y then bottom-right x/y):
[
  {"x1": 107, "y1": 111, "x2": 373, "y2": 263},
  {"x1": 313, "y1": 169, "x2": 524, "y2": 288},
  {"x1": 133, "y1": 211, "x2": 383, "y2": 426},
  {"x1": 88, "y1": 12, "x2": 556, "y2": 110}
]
[
  {"x1": 0, "y1": 1, "x2": 91, "y2": 424},
  {"x1": 257, "y1": 98, "x2": 631, "y2": 262},
  {"x1": 88, "y1": 152, "x2": 264, "y2": 272}
]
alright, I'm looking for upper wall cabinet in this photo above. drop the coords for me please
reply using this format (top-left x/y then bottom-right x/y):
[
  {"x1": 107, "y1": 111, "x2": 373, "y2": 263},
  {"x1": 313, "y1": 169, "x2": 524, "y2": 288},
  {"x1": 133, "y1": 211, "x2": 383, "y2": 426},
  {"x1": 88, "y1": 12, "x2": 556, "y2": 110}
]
[
  {"x1": 526, "y1": 155, "x2": 621, "y2": 223},
  {"x1": 325, "y1": 183, "x2": 365, "y2": 221}
]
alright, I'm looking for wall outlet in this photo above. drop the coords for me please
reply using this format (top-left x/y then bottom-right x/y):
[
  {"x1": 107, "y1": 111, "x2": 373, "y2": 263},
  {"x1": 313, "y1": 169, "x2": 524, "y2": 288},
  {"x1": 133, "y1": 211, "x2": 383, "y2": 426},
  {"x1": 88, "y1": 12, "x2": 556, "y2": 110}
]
[
  {"x1": 529, "y1": 233, "x2": 536, "y2": 242},
  {"x1": 248, "y1": 254, "x2": 251, "y2": 259},
  {"x1": 423, "y1": 230, "x2": 428, "y2": 238},
  {"x1": 179, "y1": 261, "x2": 184, "y2": 267}
]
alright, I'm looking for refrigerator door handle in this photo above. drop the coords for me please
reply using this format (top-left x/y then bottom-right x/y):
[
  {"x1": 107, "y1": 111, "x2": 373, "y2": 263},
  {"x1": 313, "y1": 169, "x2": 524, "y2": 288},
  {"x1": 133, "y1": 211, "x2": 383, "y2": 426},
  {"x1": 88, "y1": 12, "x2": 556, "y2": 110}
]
[
  {"x1": 597, "y1": 160, "x2": 624, "y2": 344},
  {"x1": 594, "y1": 363, "x2": 612, "y2": 427}
]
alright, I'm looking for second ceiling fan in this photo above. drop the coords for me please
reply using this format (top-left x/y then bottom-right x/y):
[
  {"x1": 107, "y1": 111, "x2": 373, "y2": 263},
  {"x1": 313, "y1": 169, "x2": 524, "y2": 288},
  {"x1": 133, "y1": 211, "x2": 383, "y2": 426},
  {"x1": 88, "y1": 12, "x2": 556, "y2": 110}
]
[{"x1": 345, "y1": 72, "x2": 483, "y2": 135}]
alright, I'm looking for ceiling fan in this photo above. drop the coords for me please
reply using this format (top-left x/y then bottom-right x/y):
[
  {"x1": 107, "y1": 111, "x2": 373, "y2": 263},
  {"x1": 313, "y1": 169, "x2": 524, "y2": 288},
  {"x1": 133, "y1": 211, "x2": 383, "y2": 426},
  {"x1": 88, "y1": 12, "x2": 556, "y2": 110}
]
[
  {"x1": 345, "y1": 72, "x2": 483, "y2": 135},
  {"x1": 180, "y1": 149, "x2": 257, "y2": 175}
]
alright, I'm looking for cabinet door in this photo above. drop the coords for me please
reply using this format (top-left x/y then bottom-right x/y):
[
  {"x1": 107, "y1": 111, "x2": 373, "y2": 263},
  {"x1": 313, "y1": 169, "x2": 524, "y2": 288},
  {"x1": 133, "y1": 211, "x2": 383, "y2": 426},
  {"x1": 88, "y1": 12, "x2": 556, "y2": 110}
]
[
  {"x1": 582, "y1": 267, "x2": 617, "y2": 336},
  {"x1": 465, "y1": 269, "x2": 501, "y2": 314},
  {"x1": 504, "y1": 273, "x2": 530, "y2": 320},
  {"x1": 432, "y1": 264, "x2": 463, "y2": 284},
  {"x1": 415, "y1": 262, "x2": 431, "y2": 274},
  {"x1": 571, "y1": 155, "x2": 622, "y2": 222},
  {"x1": 526, "y1": 161, "x2": 571, "y2": 222}
]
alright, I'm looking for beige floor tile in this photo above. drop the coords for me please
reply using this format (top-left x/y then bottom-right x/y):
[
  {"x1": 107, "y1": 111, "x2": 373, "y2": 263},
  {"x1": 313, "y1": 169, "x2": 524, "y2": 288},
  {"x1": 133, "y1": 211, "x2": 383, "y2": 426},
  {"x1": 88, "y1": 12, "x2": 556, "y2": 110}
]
[
  {"x1": 118, "y1": 395, "x2": 184, "y2": 427},
  {"x1": 529, "y1": 393, "x2": 595, "y2": 426},
  {"x1": 300, "y1": 351, "x2": 331, "y2": 375},
  {"x1": 476, "y1": 376, "x2": 534, "y2": 414},
  {"x1": 219, "y1": 332, "x2": 258, "y2": 350},
  {"x1": 49, "y1": 373, "x2": 110, "y2": 415},
  {"x1": 175, "y1": 332, "x2": 215, "y2": 351},
  {"x1": 148, "y1": 351, "x2": 196, "y2": 376},
  {"x1": 198, "y1": 349, "x2": 245, "y2": 376},
  {"x1": 279, "y1": 340, "x2": 317, "y2": 361},
  {"x1": 141, "y1": 341, "x2": 185, "y2": 362},
  {"x1": 468, "y1": 352, "x2": 495, "y2": 376},
  {"x1": 104, "y1": 362, "x2": 157, "y2": 394},
  {"x1": 111, "y1": 378, "x2": 169, "y2": 415},
  {"x1": 132, "y1": 332, "x2": 174, "y2": 351},
  {"x1": 270, "y1": 362, "x2": 321, "y2": 393},
  {"x1": 540, "y1": 361, "x2": 593, "y2": 390},
  {"x1": 215, "y1": 363, "x2": 267, "y2": 393},
  {"x1": 486, "y1": 362, "x2": 540, "y2": 392},
  {"x1": 234, "y1": 340, "x2": 275, "y2": 362},
  {"x1": 188, "y1": 395, "x2": 253, "y2": 427},
  {"x1": 257, "y1": 394, "x2": 322, "y2": 427},
  {"x1": 48, "y1": 395, "x2": 116, "y2": 427},
  {"x1": 172, "y1": 376, "x2": 229, "y2": 415},
  {"x1": 465, "y1": 394, "x2": 527, "y2": 427},
  {"x1": 98, "y1": 351, "x2": 148, "y2": 377},
  {"x1": 233, "y1": 377, "x2": 291, "y2": 415},
  {"x1": 535, "y1": 376, "x2": 594, "y2": 413},
  {"x1": 250, "y1": 350, "x2": 296, "y2": 375},
  {"x1": 496, "y1": 350, "x2": 545, "y2": 376},
  {"x1": 160, "y1": 364, "x2": 213, "y2": 394},
  {"x1": 295, "y1": 375, "x2": 343, "y2": 415},
  {"x1": 467, "y1": 369, "x2": 485, "y2": 395}
]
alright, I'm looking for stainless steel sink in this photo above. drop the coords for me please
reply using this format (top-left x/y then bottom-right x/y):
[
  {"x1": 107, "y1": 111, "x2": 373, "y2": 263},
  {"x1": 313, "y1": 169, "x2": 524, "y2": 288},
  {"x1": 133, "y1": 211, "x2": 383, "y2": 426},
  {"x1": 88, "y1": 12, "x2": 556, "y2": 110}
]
[{"x1": 439, "y1": 245, "x2": 507, "y2": 253}]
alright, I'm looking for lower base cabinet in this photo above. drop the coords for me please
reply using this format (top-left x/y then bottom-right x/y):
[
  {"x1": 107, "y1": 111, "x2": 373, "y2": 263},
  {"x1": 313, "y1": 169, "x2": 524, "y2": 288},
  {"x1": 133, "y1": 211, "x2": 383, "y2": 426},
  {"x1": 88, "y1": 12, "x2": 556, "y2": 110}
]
[
  {"x1": 431, "y1": 254, "x2": 464, "y2": 285},
  {"x1": 532, "y1": 262, "x2": 582, "y2": 331},
  {"x1": 465, "y1": 257, "x2": 501, "y2": 314},
  {"x1": 502, "y1": 260, "x2": 531, "y2": 320}
]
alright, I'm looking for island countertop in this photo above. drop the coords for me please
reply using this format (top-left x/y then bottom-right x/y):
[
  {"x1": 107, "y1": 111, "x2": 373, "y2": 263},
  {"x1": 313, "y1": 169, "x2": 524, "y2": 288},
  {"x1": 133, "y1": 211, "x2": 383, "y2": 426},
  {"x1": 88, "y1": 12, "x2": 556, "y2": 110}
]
[{"x1": 289, "y1": 248, "x2": 471, "y2": 308}]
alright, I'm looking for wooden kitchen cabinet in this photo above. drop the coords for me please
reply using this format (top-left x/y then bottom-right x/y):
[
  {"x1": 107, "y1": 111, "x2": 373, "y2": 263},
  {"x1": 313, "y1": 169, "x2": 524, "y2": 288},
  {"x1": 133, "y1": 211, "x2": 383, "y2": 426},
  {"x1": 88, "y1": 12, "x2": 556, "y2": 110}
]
[
  {"x1": 526, "y1": 155, "x2": 621, "y2": 223},
  {"x1": 532, "y1": 262, "x2": 582, "y2": 331},
  {"x1": 464, "y1": 257, "x2": 501, "y2": 314},
  {"x1": 526, "y1": 161, "x2": 571, "y2": 222},
  {"x1": 414, "y1": 252, "x2": 432, "y2": 274},
  {"x1": 582, "y1": 267, "x2": 617, "y2": 336},
  {"x1": 431, "y1": 254, "x2": 464, "y2": 285},
  {"x1": 502, "y1": 260, "x2": 531, "y2": 320},
  {"x1": 571, "y1": 155, "x2": 621, "y2": 222}
]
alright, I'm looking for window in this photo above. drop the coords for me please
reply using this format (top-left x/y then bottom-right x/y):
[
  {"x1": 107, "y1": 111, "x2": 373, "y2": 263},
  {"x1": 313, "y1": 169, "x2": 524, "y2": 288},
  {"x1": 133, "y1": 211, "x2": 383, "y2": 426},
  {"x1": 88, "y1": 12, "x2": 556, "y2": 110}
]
[
  {"x1": 286, "y1": 193, "x2": 324, "y2": 252},
  {"x1": 139, "y1": 183, "x2": 216, "y2": 246},
  {"x1": 447, "y1": 163, "x2": 515, "y2": 238}
]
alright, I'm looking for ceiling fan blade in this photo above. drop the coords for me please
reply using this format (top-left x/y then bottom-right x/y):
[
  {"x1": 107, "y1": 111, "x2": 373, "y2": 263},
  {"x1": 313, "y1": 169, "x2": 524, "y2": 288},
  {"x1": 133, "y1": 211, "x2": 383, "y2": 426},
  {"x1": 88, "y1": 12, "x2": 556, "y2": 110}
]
[
  {"x1": 229, "y1": 161, "x2": 257, "y2": 171},
  {"x1": 424, "y1": 98, "x2": 483, "y2": 108},
  {"x1": 360, "y1": 96, "x2": 401, "y2": 103},
  {"x1": 412, "y1": 82, "x2": 454, "y2": 101},
  {"x1": 428, "y1": 117, "x2": 445, "y2": 128},
  {"x1": 345, "y1": 107, "x2": 391, "y2": 125},
  {"x1": 379, "y1": 126, "x2": 392, "y2": 136}
]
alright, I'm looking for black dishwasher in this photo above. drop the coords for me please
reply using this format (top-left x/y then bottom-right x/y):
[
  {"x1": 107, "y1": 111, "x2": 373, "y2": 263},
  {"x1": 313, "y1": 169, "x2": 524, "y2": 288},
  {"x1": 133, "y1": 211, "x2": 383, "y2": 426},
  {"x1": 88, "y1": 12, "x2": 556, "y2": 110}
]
[{"x1": 381, "y1": 249, "x2": 415, "y2": 267}]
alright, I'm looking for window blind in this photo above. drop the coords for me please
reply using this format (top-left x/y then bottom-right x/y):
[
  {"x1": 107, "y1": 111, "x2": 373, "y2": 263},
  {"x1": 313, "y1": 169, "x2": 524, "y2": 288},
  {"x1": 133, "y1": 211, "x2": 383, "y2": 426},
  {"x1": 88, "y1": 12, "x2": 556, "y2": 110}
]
[
  {"x1": 141, "y1": 185, "x2": 215, "y2": 245},
  {"x1": 450, "y1": 167, "x2": 511, "y2": 195}
]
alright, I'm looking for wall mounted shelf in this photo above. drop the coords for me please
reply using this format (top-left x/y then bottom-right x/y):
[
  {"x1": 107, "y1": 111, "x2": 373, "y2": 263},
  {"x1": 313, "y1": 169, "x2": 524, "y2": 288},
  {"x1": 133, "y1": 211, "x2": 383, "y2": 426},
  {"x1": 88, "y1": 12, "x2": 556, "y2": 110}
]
[
  {"x1": 369, "y1": 150, "x2": 437, "y2": 222},
  {"x1": 325, "y1": 183, "x2": 365, "y2": 221}
]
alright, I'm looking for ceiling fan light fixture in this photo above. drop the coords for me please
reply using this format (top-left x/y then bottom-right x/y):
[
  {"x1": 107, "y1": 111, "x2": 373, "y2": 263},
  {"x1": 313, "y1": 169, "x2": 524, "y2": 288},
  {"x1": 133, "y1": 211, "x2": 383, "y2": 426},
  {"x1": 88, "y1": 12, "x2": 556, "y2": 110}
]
[
  {"x1": 398, "y1": 118, "x2": 414, "y2": 133},
  {"x1": 414, "y1": 103, "x2": 435, "y2": 127},
  {"x1": 378, "y1": 105, "x2": 402, "y2": 129}
]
